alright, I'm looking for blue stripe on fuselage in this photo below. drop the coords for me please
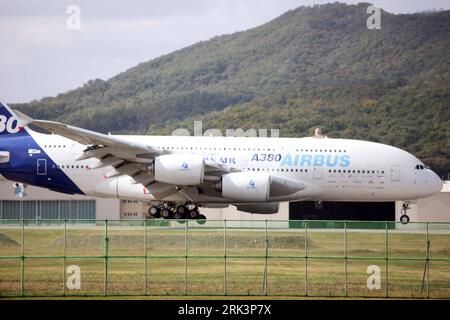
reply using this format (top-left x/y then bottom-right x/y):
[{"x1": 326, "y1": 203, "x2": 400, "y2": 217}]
[{"x1": 0, "y1": 129, "x2": 84, "y2": 195}]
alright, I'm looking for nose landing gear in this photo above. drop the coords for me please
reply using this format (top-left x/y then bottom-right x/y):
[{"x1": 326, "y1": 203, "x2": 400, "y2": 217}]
[{"x1": 400, "y1": 202, "x2": 411, "y2": 224}]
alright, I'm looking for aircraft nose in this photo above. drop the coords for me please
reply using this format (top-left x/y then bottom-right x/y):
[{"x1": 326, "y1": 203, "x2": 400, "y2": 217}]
[{"x1": 428, "y1": 170, "x2": 443, "y2": 195}]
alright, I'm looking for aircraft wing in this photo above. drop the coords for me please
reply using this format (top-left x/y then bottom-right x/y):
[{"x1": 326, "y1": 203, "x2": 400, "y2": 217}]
[
  {"x1": 19, "y1": 112, "x2": 238, "y2": 200},
  {"x1": 28, "y1": 119, "x2": 153, "y2": 153}
]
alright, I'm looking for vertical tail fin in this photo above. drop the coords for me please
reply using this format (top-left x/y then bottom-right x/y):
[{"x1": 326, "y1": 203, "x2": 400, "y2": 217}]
[{"x1": 0, "y1": 101, "x2": 26, "y2": 136}]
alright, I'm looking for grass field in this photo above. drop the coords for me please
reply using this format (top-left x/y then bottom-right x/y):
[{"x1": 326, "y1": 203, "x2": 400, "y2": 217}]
[{"x1": 0, "y1": 221, "x2": 449, "y2": 299}]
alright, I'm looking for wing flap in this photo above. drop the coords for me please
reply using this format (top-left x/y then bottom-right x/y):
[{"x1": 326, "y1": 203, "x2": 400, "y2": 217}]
[
  {"x1": 131, "y1": 172, "x2": 155, "y2": 185},
  {"x1": 146, "y1": 182, "x2": 178, "y2": 200},
  {"x1": 105, "y1": 163, "x2": 142, "y2": 178},
  {"x1": 91, "y1": 155, "x2": 125, "y2": 169}
]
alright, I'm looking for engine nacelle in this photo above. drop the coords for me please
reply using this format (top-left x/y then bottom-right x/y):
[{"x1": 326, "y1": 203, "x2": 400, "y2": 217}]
[
  {"x1": 154, "y1": 154, "x2": 204, "y2": 186},
  {"x1": 235, "y1": 203, "x2": 279, "y2": 214},
  {"x1": 220, "y1": 172, "x2": 270, "y2": 202}
]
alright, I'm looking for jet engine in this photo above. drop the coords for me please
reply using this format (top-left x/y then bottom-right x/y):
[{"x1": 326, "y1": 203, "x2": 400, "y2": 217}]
[
  {"x1": 152, "y1": 154, "x2": 205, "y2": 186},
  {"x1": 219, "y1": 172, "x2": 271, "y2": 202},
  {"x1": 216, "y1": 172, "x2": 305, "y2": 202}
]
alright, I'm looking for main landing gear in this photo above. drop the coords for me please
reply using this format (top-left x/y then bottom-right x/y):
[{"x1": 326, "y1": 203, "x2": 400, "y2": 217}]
[
  {"x1": 148, "y1": 202, "x2": 206, "y2": 222},
  {"x1": 400, "y1": 202, "x2": 411, "y2": 224}
]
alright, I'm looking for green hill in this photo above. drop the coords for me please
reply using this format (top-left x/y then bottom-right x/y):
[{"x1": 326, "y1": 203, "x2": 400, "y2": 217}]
[{"x1": 12, "y1": 2, "x2": 450, "y2": 176}]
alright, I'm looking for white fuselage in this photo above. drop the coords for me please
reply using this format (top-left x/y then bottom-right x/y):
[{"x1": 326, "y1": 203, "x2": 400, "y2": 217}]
[{"x1": 29, "y1": 131, "x2": 443, "y2": 204}]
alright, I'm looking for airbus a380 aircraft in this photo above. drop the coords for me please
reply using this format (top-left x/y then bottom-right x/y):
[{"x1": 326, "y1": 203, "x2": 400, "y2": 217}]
[{"x1": 0, "y1": 101, "x2": 443, "y2": 223}]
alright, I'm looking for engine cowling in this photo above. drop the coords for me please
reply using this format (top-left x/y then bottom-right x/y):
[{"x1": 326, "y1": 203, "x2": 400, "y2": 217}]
[
  {"x1": 154, "y1": 154, "x2": 204, "y2": 186},
  {"x1": 220, "y1": 172, "x2": 270, "y2": 202},
  {"x1": 235, "y1": 203, "x2": 279, "y2": 214}
]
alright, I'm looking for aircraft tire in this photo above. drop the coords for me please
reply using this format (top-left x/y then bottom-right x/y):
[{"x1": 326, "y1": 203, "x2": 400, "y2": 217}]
[
  {"x1": 149, "y1": 206, "x2": 161, "y2": 218},
  {"x1": 174, "y1": 211, "x2": 186, "y2": 220},
  {"x1": 400, "y1": 214, "x2": 410, "y2": 224},
  {"x1": 161, "y1": 208, "x2": 173, "y2": 219},
  {"x1": 176, "y1": 205, "x2": 187, "y2": 214},
  {"x1": 187, "y1": 209, "x2": 200, "y2": 219}
]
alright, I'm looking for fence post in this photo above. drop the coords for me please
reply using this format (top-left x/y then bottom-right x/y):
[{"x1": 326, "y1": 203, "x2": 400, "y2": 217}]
[
  {"x1": 344, "y1": 220, "x2": 347, "y2": 297},
  {"x1": 144, "y1": 219, "x2": 148, "y2": 296},
  {"x1": 104, "y1": 219, "x2": 109, "y2": 296},
  {"x1": 224, "y1": 219, "x2": 227, "y2": 296},
  {"x1": 385, "y1": 220, "x2": 389, "y2": 298},
  {"x1": 426, "y1": 222, "x2": 430, "y2": 299},
  {"x1": 263, "y1": 219, "x2": 268, "y2": 296},
  {"x1": 20, "y1": 219, "x2": 25, "y2": 297},
  {"x1": 184, "y1": 219, "x2": 188, "y2": 296},
  {"x1": 305, "y1": 219, "x2": 308, "y2": 297},
  {"x1": 63, "y1": 219, "x2": 67, "y2": 296}
]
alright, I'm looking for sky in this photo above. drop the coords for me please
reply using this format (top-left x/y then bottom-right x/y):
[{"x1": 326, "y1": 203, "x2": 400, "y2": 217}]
[{"x1": 1, "y1": 0, "x2": 449, "y2": 103}]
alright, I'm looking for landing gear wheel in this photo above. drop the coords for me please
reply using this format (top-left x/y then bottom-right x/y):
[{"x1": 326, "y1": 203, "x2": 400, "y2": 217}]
[
  {"x1": 161, "y1": 208, "x2": 173, "y2": 219},
  {"x1": 148, "y1": 206, "x2": 161, "y2": 218},
  {"x1": 187, "y1": 209, "x2": 200, "y2": 219},
  {"x1": 400, "y1": 214, "x2": 410, "y2": 225},
  {"x1": 176, "y1": 205, "x2": 187, "y2": 214},
  {"x1": 196, "y1": 214, "x2": 206, "y2": 225},
  {"x1": 174, "y1": 212, "x2": 186, "y2": 220}
]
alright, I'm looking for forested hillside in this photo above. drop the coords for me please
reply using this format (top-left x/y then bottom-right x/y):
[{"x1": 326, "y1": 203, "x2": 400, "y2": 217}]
[{"x1": 12, "y1": 3, "x2": 450, "y2": 176}]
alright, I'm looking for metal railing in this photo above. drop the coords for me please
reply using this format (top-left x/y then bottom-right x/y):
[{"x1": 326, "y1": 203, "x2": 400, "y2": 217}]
[{"x1": 0, "y1": 219, "x2": 449, "y2": 298}]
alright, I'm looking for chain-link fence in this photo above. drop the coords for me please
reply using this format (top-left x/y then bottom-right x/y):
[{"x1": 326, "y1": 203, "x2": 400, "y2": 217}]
[{"x1": 0, "y1": 219, "x2": 449, "y2": 298}]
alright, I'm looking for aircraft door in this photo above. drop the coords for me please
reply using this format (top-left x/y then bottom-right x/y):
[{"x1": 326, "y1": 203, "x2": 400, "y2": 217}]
[
  {"x1": 37, "y1": 159, "x2": 47, "y2": 175},
  {"x1": 0, "y1": 151, "x2": 10, "y2": 164},
  {"x1": 71, "y1": 143, "x2": 80, "y2": 156},
  {"x1": 391, "y1": 165, "x2": 400, "y2": 182},
  {"x1": 313, "y1": 167, "x2": 323, "y2": 180}
]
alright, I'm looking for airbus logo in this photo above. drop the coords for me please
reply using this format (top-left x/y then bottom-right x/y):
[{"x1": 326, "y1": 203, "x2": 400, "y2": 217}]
[
  {"x1": 247, "y1": 180, "x2": 256, "y2": 189},
  {"x1": 180, "y1": 162, "x2": 189, "y2": 171},
  {"x1": 250, "y1": 153, "x2": 351, "y2": 167}
]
